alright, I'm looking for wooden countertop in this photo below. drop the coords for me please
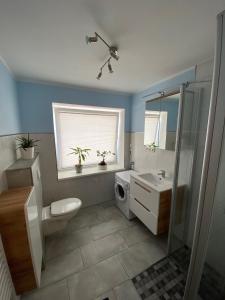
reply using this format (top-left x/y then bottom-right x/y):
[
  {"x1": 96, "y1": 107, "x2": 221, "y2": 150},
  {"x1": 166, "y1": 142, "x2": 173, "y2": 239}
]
[{"x1": 0, "y1": 187, "x2": 32, "y2": 213}]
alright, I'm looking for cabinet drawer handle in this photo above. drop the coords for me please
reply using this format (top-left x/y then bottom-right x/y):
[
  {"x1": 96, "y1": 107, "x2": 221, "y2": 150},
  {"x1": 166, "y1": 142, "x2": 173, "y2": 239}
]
[
  {"x1": 134, "y1": 198, "x2": 150, "y2": 212},
  {"x1": 134, "y1": 181, "x2": 151, "y2": 193}
]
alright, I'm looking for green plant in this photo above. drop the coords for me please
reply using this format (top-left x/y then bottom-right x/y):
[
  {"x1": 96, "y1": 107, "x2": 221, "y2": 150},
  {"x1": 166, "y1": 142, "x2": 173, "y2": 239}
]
[
  {"x1": 145, "y1": 142, "x2": 158, "y2": 152},
  {"x1": 69, "y1": 147, "x2": 91, "y2": 165},
  {"x1": 16, "y1": 134, "x2": 39, "y2": 150},
  {"x1": 97, "y1": 150, "x2": 115, "y2": 165}
]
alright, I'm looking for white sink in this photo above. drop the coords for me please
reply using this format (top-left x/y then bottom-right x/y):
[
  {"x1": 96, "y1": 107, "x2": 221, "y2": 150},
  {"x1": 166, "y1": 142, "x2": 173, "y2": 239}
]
[
  {"x1": 139, "y1": 173, "x2": 164, "y2": 186},
  {"x1": 133, "y1": 172, "x2": 172, "y2": 192}
]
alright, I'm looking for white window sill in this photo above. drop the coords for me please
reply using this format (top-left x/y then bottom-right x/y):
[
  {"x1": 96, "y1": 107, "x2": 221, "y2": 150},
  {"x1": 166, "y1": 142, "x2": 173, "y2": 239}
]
[{"x1": 58, "y1": 164, "x2": 125, "y2": 180}]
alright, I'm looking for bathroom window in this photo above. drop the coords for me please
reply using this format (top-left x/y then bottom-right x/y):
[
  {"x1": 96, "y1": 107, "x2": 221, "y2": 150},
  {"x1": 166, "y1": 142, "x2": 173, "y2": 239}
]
[
  {"x1": 144, "y1": 110, "x2": 167, "y2": 149},
  {"x1": 53, "y1": 103, "x2": 125, "y2": 173}
]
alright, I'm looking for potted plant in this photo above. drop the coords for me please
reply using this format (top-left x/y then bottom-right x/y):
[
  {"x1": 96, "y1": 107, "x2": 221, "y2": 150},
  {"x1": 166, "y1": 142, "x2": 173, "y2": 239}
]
[
  {"x1": 16, "y1": 134, "x2": 39, "y2": 159},
  {"x1": 97, "y1": 150, "x2": 115, "y2": 170},
  {"x1": 69, "y1": 147, "x2": 91, "y2": 173},
  {"x1": 145, "y1": 142, "x2": 158, "y2": 152}
]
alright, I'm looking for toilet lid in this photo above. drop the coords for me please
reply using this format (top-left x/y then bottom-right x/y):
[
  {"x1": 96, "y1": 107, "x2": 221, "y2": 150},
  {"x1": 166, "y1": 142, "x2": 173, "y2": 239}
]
[{"x1": 50, "y1": 198, "x2": 82, "y2": 217}]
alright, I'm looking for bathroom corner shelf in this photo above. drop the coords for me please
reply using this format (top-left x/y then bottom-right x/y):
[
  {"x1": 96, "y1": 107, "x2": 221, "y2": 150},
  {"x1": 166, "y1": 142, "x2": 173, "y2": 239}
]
[{"x1": 58, "y1": 164, "x2": 125, "y2": 180}]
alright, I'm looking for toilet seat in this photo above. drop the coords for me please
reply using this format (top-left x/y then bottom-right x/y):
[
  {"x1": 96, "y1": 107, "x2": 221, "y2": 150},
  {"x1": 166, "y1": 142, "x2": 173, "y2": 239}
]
[{"x1": 50, "y1": 198, "x2": 82, "y2": 217}]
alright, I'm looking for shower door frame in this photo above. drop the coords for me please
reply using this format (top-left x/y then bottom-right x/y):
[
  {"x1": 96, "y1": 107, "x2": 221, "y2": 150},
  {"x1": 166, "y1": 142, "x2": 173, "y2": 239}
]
[
  {"x1": 183, "y1": 10, "x2": 225, "y2": 300},
  {"x1": 167, "y1": 83, "x2": 185, "y2": 253},
  {"x1": 167, "y1": 84, "x2": 201, "y2": 254}
]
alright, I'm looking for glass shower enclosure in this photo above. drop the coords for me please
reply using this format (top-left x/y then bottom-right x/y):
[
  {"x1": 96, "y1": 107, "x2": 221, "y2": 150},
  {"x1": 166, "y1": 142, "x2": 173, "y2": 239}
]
[
  {"x1": 167, "y1": 81, "x2": 212, "y2": 297},
  {"x1": 167, "y1": 10, "x2": 225, "y2": 300}
]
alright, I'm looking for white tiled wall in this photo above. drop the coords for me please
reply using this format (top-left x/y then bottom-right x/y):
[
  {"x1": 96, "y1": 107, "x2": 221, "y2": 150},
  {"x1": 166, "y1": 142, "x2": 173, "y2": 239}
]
[
  {"x1": 0, "y1": 135, "x2": 19, "y2": 193},
  {"x1": 130, "y1": 132, "x2": 175, "y2": 176}
]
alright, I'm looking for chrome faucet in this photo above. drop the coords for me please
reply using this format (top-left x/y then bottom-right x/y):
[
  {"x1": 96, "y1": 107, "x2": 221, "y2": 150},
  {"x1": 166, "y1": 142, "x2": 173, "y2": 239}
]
[{"x1": 158, "y1": 170, "x2": 166, "y2": 178}]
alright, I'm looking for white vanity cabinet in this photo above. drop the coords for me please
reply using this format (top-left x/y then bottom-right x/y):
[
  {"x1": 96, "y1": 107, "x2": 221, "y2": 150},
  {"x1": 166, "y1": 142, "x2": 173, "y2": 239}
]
[{"x1": 130, "y1": 175, "x2": 172, "y2": 235}]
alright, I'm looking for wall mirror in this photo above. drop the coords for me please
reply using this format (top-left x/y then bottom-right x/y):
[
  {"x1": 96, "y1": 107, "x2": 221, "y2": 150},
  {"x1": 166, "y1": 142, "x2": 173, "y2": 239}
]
[{"x1": 144, "y1": 92, "x2": 180, "y2": 151}]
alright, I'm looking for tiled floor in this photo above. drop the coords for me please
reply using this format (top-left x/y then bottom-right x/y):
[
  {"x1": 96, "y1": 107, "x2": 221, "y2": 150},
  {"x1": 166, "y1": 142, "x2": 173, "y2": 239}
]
[
  {"x1": 22, "y1": 201, "x2": 167, "y2": 300},
  {"x1": 133, "y1": 246, "x2": 225, "y2": 300},
  {"x1": 132, "y1": 247, "x2": 189, "y2": 300}
]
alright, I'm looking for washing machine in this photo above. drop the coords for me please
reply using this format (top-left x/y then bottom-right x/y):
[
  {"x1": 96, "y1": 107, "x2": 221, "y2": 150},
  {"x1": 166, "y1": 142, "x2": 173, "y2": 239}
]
[{"x1": 115, "y1": 170, "x2": 137, "y2": 220}]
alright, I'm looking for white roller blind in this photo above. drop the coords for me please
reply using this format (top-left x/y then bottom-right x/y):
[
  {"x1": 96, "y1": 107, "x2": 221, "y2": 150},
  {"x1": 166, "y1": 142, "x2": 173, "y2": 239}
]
[
  {"x1": 144, "y1": 111, "x2": 160, "y2": 145},
  {"x1": 144, "y1": 110, "x2": 167, "y2": 148},
  {"x1": 56, "y1": 110, "x2": 118, "y2": 169}
]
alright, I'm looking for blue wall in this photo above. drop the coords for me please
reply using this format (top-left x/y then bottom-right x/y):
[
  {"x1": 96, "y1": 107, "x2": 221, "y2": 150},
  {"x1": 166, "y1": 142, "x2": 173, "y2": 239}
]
[
  {"x1": 17, "y1": 81, "x2": 132, "y2": 133},
  {"x1": 1, "y1": 66, "x2": 195, "y2": 135},
  {"x1": 131, "y1": 67, "x2": 196, "y2": 132},
  {"x1": 0, "y1": 62, "x2": 21, "y2": 135}
]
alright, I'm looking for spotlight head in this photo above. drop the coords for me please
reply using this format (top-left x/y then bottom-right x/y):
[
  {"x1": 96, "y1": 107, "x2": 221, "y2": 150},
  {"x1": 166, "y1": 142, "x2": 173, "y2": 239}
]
[
  {"x1": 86, "y1": 34, "x2": 98, "y2": 44},
  {"x1": 96, "y1": 70, "x2": 102, "y2": 80},
  {"x1": 109, "y1": 47, "x2": 119, "y2": 60},
  {"x1": 108, "y1": 61, "x2": 113, "y2": 73}
]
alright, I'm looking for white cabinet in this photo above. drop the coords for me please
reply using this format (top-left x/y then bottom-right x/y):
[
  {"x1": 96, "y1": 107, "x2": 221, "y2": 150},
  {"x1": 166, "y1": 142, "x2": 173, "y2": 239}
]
[
  {"x1": 130, "y1": 176, "x2": 171, "y2": 235},
  {"x1": 25, "y1": 188, "x2": 43, "y2": 287}
]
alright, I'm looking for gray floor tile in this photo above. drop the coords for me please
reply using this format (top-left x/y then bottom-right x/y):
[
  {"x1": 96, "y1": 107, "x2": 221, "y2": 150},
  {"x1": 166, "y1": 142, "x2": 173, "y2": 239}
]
[
  {"x1": 22, "y1": 280, "x2": 69, "y2": 300},
  {"x1": 91, "y1": 218, "x2": 128, "y2": 240},
  {"x1": 68, "y1": 210, "x2": 102, "y2": 231},
  {"x1": 100, "y1": 206, "x2": 125, "y2": 221},
  {"x1": 119, "y1": 223, "x2": 153, "y2": 247},
  {"x1": 95, "y1": 290, "x2": 117, "y2": 300},
  {"x1": 118, "y1": 240, "x2": 166, "y2": 278},
  {"x1": 125, "y1": 217, "x2": 142, "y2": 227},
  {"x1": 68, "y1": 256, "x2": 128, "y2": 300},
  {"x1": 46, "y1": 227, "x2": 93, "y2": 260},
  {"x1": 156, "y1": 233, "x2": 168, "y2": 253},
  {"x1": 81, "y1": 233, "x2": 128, "y2": 267},
  {"x1": 39, "y1": 205, "x2": 168, "y2": 299},
  {"x1": 80, "y1": 204, "x2": 105, "y2": 216},
  {"x1": 100, "y1": 200, "x2": 116, "y2": 208},
  {"x1": 41, "y1": 248, "x2": 83, "y2": 287},
  {"x1": 114, "y1": 280, "x2": 141, "y2": 300}
]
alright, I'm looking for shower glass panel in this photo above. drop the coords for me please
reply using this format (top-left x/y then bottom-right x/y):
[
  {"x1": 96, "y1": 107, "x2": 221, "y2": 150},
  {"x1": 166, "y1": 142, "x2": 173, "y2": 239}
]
[
  {"x1": 168, "y1": 82, "x2": 212, "y2": 294},
  {"x1": 195, "y1": 127, "x2": 225, "y2": 300}
]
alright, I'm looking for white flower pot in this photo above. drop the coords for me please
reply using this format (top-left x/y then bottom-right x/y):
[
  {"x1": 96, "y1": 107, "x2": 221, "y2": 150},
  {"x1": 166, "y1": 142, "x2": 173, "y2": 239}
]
[
  {"x1": 20, "y1": 147, "x2": 35, "y2": 160},
  {"x1": 98, "y1": 164, "x2": 107, "y2": 170}
]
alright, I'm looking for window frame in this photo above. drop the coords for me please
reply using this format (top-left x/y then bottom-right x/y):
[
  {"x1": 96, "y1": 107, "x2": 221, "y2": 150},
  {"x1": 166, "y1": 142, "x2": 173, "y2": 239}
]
[{"x1": 52, "y1": 102, "x2": 125, "y2": 173}]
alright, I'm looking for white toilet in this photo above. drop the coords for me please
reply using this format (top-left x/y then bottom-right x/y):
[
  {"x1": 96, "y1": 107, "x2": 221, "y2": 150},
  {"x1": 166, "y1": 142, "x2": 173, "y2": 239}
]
[{"x1": 42, "y1": 198, "x2": 82, "y2": 236}]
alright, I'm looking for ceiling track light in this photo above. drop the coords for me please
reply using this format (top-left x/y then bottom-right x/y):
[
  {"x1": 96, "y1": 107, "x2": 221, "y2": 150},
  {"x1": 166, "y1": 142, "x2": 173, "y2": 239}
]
[
  {"x1": 86, "y1": 32, "x2": 119, "y2": 79},
  {"x1": 109, "y1": 46, "x2": 119, "y2": 61},
  {"x1": 96, "y1": 58, "x2": 114, "y2": 80},
  {"x1": 108, "y1": 60, "x2": 113, "y2": 73},
  {"x1": 96, "y1": 69, "x2": 102, "y2": 80},
  {"x1": 86, "y1": 33, "x2": 98, "y2": 44}
]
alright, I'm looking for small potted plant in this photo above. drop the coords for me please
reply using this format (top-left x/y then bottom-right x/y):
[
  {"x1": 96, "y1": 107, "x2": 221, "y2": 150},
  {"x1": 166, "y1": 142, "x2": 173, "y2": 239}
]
[
  {"x1": 97, "y1": 150, "x2": 115, "y2": 170},
  {"x1": 145, "y1": 142, "x2": 158, "y2": 152},
  {"x1": 16, "y1": 134, "x2": 39, "y2": 159},
  {"x1": 69, "y1": 147, "x2": 91, "y2": 173}
]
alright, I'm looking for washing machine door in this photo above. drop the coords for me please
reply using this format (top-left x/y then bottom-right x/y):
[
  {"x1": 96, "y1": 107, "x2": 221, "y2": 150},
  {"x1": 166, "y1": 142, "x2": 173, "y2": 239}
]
[{"x1": 115, "y1": 182, "x2": 127, "y2": 202}]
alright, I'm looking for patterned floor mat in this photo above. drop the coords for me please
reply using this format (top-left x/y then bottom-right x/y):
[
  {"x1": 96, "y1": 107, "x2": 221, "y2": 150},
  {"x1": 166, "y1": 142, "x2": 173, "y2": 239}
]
[{"x1": 132, "y1": 246, "x2": 225, "y2": 300}]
